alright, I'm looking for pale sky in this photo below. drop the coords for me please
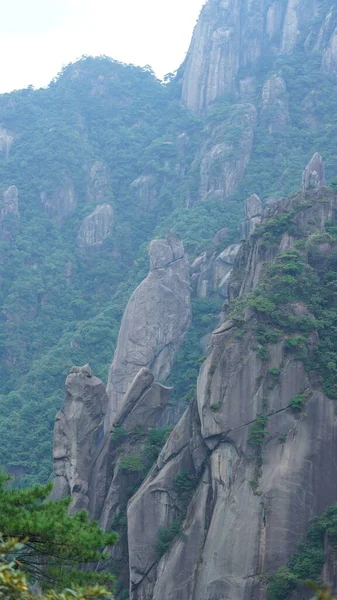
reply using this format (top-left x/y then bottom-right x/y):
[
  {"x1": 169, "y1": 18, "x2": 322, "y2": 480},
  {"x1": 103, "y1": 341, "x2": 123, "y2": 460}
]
[{"x1": 0, "y1": 0, "x2": 205, "y2": 93}]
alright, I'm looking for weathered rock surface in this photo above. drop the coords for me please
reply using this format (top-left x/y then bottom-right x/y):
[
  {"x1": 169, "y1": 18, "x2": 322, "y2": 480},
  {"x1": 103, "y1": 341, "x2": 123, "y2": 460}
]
[
  {"x1": 51, "y1": 366, "x2": 108, "y2": 514},
  {"x1": 199, "y1": 104, "x2": 257, "y2": 202},
  {"x1": 322, "y1": 24, "x2": 337, "y2": 77},
  {"x1": 77, "y1": 204, "x2": 115, "y2": 248},
  {"x1": 240, "y1": 193, "x2": 262, "y2": 239},
  {"x1": 86, "y1": 160, "x2": 111, "y2": 205},
  {"x1": 0, "y1": 185, "x2": 19, "y2": 222},
  {"x1": 261, "y1": 75, "x2": 289, "y2": 132},
  {"x1": 0, "y1": 127, "x2": 13, "y2": 159},
  {"x1": 302, "y1": 153, "x2": 326, "y2": 190},
  {"x1": 52, "y1": 364, "x2": 172, "y2": 592},
  {"x1": 128, "y1": 188, "x2": 337, "y2": 600},
  {"x1": 106, "y1": 233, "x2": 191, "y2": 427},
  {"x1": 41, "y1": 179, "x2": 77, "y2": 225},
  {"x1": 131, "y1": 174, "x2": 158, "y2": 213},
  {"x1": 192, "y1": 242, "x2": 241, "y2": 299},
  {"x1": 181, "y1": 0, "x2": 318, "y2": 112}
]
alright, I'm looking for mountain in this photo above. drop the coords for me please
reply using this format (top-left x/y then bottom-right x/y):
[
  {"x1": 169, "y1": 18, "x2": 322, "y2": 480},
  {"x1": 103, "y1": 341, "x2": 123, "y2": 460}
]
[{"x1": 3, "y1": 0, "x2": 337, "y2": 597}]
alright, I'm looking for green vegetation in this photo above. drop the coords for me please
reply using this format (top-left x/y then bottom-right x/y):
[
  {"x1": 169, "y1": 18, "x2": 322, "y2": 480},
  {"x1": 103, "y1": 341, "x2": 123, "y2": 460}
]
[
  {"x1": 156, "y1": 469, "x2": 198, "y2": 557},
  {"x1": 267, "y1": 504, "x2": 337, "y2": 600},
  {"x1": 119, "y1": 456, "x2": 144, "y2": 473},
  {"x1": 0, "y1": 535, "x2": 113, "y2": 600},
  {"x1": 290, "y1": 394, "x2": 307, "y2": 413},
  {"x1": 248, "y1": 415, "x2": 268, "y2": 447},
  {"x1": 0, "y1": 471, "x2": 116, "y2": 590},
  {"x1": 156, "y1": 521, "x2": 182, "y2": 557}
]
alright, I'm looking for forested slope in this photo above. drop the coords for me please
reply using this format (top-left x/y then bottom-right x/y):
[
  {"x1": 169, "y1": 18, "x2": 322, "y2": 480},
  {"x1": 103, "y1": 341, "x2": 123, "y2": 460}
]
[{"x1": 2, "y1": 0, "x2": 337, "y2": 485}]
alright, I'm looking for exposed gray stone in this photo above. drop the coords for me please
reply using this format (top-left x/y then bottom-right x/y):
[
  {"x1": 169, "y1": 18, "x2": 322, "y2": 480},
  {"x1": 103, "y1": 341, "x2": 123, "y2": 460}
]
[
  {"x1": 0, "y1": 127, "x2": 13, "y2": 159},
  {"x1": 51, "y1": 366, "x2": 108, "y2": 514},
  {"x1": 77, "y1": 204, "x2": 115, "y2": 248},
  {"x1": 41, "y1": 179, "x2": 77, "y2": 225},
  {"x1": 302, "y1": 153, "x2": 326, "y2": 190},
  {"x1": 105, "y1": 234, "x2": 191, "y2": 427},
  {"x1": 240, "y1": 194, "x2": 262, "y2": 239},
  {"x1": 86, "y1": 160, "x2": 111, "y2": 205},
  {"x1": 0, "y1": 185, "x2": 19, "y2": 221},
  {"x1": 181, "y1": 0, "x2": 317, "y2": 112},
  {"x1": 261, "y1": 75, "x2": 289, "y2": 132},
  {"x1": 128, "y1": 189, "x2": 337, "y2": 600},
  {"x1": 199, "y1": 104, "x2": 257, "y2": 202}
]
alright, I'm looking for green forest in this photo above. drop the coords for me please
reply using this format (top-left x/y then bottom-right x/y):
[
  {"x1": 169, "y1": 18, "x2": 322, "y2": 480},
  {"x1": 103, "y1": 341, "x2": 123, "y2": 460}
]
[{"x1": 0, "y1": 46, "x2": 337, "y2": 484}]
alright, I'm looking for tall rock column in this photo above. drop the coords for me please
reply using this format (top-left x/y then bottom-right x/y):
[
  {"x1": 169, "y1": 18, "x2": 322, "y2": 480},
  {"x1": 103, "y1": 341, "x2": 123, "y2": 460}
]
[{"x1": 106, "y1": 233, "x2": 191, "y2": 429}]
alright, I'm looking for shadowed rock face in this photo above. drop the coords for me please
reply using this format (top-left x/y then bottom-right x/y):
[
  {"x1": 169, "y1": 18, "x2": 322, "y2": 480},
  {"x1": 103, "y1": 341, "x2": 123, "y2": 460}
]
[
  {"x1": 127, "y1": 188, "x2": 337, "y2": 600},
  {"x1": 51, "y1": 367, "x2": 108, "y2": 514},
  {"x1": 106, "y1": 234, "x2": 191, "y2": 428},
  {"x1": 199, "y1": 103, "x2": 257, "y2": 202}
]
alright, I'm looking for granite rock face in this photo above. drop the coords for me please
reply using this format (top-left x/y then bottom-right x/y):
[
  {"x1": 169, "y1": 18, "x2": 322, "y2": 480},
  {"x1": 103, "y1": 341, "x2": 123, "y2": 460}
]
[
  {"x1": 0, "y1": 127, "x2": 13, "y2": 159},
  {"x1": 77, "y1": 204, "x2": 115, "y2": 248},
  {"x1": 86, "y1": 160, "x2": 111, "y2": 205},
  {"x1": 128, "y1": 188, "x2": 337, "y2": 600},
  {"x1": 41, "y1": 179, "x2": 77, "y2": 225},
  {"x1": 181, "y1": 0, "x2": 322, "y2": 113},
  {"x1": 51, "y1": 366, "x2": 108, "y2": 514},
  {"x1": 0, "y1": 185, "x2": 19, "y2": 222},
  {"x1": 106, "y1": 233, "x2": 191, "y2": 427},
  {"x1": 199, "y1": 104, "x2": 257, "y2": 202},
  {"x1": 302, "y1": 153, "x2": 327, "y2": 190},
  {"x1": 240, "y1": 193, "x2": 263, "y2": 239},
  {"x1": 261, "y1": 75, "x2": 289, "y2": 132},
  {"x1": 131, "y1": 174, "x2": 158, "y2": 213},
  {"x1": 191, "y1": 243, "x2": 241, "y2": 299}
]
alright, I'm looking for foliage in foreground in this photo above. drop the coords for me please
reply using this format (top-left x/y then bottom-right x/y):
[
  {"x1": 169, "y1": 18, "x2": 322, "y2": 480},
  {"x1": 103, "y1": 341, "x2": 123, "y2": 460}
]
[
  {"x1": 0, "y1": 536, "x2": 113, "y2": 599},
  {"x1": 268, "y1": 504, "x2": 337, "y2": 600},
  {"x1": 0, "y1": 471, "x2": 117, "y2": 590}
]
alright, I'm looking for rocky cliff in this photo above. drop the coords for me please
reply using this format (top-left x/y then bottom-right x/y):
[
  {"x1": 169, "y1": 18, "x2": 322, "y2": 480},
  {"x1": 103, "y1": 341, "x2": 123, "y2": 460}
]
[
  {"x1": 181, "y1": 0, "x2": 337, "y2": 113},
  {"x1": 106, "y1": 233, "x2": 191, "y2": 427},
  {"x1": 127, "y1": 183, "x2": 337, "y2": 600}
]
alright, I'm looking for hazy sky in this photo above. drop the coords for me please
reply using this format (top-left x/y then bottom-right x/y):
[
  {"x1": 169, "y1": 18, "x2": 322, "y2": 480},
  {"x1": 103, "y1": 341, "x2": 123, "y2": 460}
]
[{"x1": 0, "y1": 0, "x2": 205, "y2": 93}]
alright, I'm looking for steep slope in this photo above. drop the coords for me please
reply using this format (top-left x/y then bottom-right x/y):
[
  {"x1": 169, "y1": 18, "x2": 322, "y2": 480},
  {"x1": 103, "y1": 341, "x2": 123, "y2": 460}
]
[
  {"x1": 179, "y1": 0, "x2": 337, "y2": 202},
  {"x1": 3, "y1": 0, "x2": 337, "y2": 489},
  {"x1": 127, "y1": 183, "x2": 337, "y2": 600}
]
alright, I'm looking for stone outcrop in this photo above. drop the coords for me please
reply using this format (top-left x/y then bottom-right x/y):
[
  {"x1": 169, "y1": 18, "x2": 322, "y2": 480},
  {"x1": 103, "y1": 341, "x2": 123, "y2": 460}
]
[
  {"x1": 0, "y1": 127, "x2": 13, "y2": 159},
  {"x1": 51, "y1": 366, "x2": 108, "y2": 514},
  {"x1": 52, "y1": 364, "x2": 172, "y2": 592},
  {"x1": 41, "y1": 179, "x2": 77, "y2": 225},
  {"x1": 199, "y1": 104, "x2": 256, "y2": 201},
  {"x1": 0, "y1": 185, "x2": 19, "y2": 222},
  {"x1": 322, "y1": 24, "x2": 337, "y2": 77},
  {"x1": 127, "y1": 187, "x2": 337, "y2": 600},
  {"x1": 77, "y1": 204, "x2": 115, "y2": 248},
  {"x1": 240, "y1": 193, "x2": 263, "y2": 239},
  {"x1": 131, "y1": 174, "x2": 158, "y2": 213},
  {"x1": 302, "y1": 153, "x2": 326, "y2": 190},
  {"x1": 86, "y1": 160, "x2": 111, "y2": 205},
  {"x1": 181, "y1": 0, "x2": 317, "y2": 113},
  {"x1": 191, "y1": 243, "x2": 241, "y2": 298},
  {"x1": 261, "y1": 75, "x2": 289, "y2": 132},
  {"x1": 106, "y1": 233, "x2": 191, "y2": 427}
]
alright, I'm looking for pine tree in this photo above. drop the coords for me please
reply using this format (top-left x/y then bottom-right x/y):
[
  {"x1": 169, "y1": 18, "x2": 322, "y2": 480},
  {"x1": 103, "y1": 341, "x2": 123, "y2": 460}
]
[{"x1": 0, "y1": 471, "x2": 117, "y2": 590}]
